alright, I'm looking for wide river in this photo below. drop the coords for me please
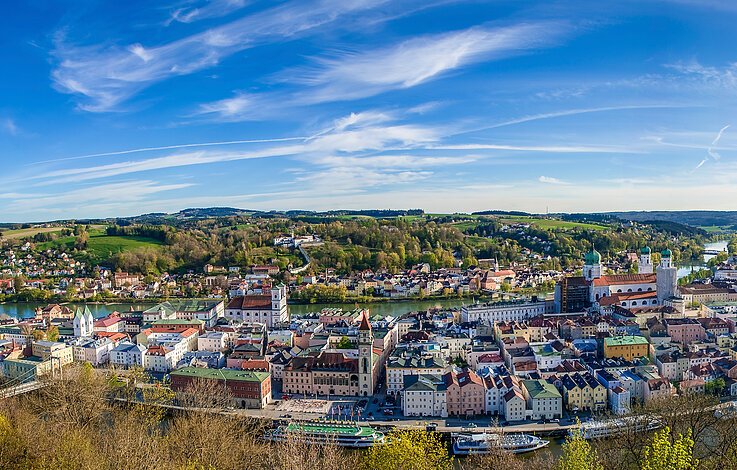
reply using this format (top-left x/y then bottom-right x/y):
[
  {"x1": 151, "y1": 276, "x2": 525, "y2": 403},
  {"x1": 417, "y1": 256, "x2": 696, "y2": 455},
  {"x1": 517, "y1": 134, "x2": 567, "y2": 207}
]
[{"x1": 677, "y1": 239, "x2": 729, "y2": 279}]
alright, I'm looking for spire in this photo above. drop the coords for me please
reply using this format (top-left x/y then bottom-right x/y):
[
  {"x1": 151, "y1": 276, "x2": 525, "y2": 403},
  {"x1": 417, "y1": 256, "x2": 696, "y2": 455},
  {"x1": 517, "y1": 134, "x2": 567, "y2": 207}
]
[{"x1": 359, "y1": 311, "x2": 371, "y2": 331}]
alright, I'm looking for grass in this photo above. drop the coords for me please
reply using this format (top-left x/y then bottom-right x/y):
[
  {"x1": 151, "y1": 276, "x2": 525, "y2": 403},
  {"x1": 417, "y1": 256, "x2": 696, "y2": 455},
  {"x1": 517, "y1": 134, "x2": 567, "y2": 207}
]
[
  {"x1": 498, "y1": 216, "x2": 607, "y2": 231},
  {"x1": 38, "y1": 233, "x2": 163, "y2": 264},
  {"x1": 699, "y1": 225, "x2": 735, "y2": 233},
  {"x1": 1, "y1": 224, "x2": 107, "y2": 241}
]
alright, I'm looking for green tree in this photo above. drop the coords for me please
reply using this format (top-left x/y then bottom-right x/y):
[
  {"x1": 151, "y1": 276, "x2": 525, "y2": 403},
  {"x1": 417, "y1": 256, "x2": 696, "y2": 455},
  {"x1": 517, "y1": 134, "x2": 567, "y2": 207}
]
[
  {"x1": 705, "y1": 377, "x2": 726, "y2": 396},
  {"x1": 336, "y1": 336, "x2": 353, "y2": 349},
  {"x1": 640, "y1": 427, "x2": 697, "y2": 470},
  {"x1": 46, "y1": 325, "x2": 60, "y2": 342},
  {"x1": 363, "y1": 429, "x2": 452, "y2": 470},
  {"x1": 557, "y1": 425, "x2": 603, "y2": 470}
]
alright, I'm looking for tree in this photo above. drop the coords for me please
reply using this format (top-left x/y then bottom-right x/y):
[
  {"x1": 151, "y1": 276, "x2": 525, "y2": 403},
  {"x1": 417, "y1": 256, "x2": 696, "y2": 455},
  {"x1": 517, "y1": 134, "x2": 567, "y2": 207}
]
[
  {"x1": 46, "y1": 325, "x2": 60, "y2": 342},
  {"x1": 557, "y1": 425, "x2": 603, "y2": 470},
  {"x1": 705, "y1": 377, "x2": 726, "y2": 396},
  {"x1": 640, "y1": 427, "x2": 697, "y2": 470},
  {"x1": 363, "y1": 429, "x2": 452, "y2": 470},
  {"x1": 336, "y1": 336, "x2": 353, "y2": 349},
  {"x1": 13, "y1": 275, "x2": 24, "y2": 292}
]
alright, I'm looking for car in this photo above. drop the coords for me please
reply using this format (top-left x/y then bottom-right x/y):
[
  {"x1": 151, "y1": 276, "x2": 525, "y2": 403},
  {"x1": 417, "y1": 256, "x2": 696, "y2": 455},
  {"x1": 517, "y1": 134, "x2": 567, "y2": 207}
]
[
  {"x1": 426, "y1": 423, "x2": 438, "y2": 432},
  {"x1": 463, "y1": 423, "x2": 478, "y2": 429},
  {"x1": 551, "y1": 418, "x2": 560, "y2": 423},
  {"x1": 366, "y1": 416, "x2": 375, "y2": 421},
  {"x1": 383, "y1": 408, "x2": 394, "y2": 415},
  {"x1": 279, "y1": 413, "x2": 292, "y2": 419}
]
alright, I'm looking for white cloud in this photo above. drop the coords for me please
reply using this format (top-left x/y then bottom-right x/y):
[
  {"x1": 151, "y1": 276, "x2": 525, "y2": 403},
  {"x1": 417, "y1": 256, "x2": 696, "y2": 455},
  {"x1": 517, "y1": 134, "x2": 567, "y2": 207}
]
[
  {"x1": 168, "y1": 0, "x2": 250, "y2": 24},
  {"x1": 198, "y1": 22, "x2": 571, "y2": 119},
  {"x1": 538, "y1": 175, "x2": 570, "y2": 185},
  {"x1": 51, "y1": 0, "x2": 390, "y2": 111},
  {"x1": 2, "y1": 118, "x2": 19, "y2": 136}
]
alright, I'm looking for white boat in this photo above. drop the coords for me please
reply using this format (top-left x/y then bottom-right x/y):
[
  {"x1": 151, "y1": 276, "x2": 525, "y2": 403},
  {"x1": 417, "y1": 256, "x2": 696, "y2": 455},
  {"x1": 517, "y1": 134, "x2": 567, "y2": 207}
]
[
  {"x1": 573, "y1": 416, "x2": 662, "y2": 440},
  {"x1": 452, "y1": 432, "x2": 550, "y2": 455},
  {"x1": 264, "y1": 420, "x2": 387, "y2": 448}
]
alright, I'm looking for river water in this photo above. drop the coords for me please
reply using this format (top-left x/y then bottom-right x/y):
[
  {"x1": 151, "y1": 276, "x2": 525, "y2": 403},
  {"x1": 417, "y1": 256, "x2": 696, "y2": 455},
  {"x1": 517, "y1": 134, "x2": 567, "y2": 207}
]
[{"x1": 677, "y1": 239, "x2": 729, "y2": 279}]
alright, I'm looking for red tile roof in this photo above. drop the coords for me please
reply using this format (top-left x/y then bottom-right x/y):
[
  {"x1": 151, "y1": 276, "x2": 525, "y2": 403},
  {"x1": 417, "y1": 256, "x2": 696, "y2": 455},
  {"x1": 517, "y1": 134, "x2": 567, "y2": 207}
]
[
  {"x1": 592, "y1": 274, "x2": 657, "y2": 287},
  {"x1": 227, "y1": 295, "x2": 272, "y2": 309}
]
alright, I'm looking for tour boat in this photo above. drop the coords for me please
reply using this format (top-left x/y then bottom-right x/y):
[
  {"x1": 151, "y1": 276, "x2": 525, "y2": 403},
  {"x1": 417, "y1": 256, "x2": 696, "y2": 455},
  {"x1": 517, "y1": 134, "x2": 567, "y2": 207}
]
[
  {"x1": 264, "y1": 420, "x2": 387, "y2": 448},
  {"x1": 573, "y1": 416, "x2": 662, "y2": 440},
  {"x1": 452, "y1": 432, "x2": 550, "y2": 455}
]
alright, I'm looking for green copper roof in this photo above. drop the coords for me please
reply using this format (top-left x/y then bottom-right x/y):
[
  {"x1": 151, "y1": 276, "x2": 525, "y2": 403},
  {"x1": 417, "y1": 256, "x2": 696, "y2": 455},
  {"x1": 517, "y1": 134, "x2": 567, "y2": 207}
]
[
  {"x1": 584, "y1": 248, "x2": 601, "y2": 265},
  {"x1": 661, "y1": 248, "x2": 672, "y2": 258},
  {"x1": 641, "y1": 246, "x2": 651, "y2": 255},
  {"x1": 522, "y1": 379, "x2": 561, "y2": 399},
  {"x1": 170, "y1": 366, "x2": 269, "y2": 383}
]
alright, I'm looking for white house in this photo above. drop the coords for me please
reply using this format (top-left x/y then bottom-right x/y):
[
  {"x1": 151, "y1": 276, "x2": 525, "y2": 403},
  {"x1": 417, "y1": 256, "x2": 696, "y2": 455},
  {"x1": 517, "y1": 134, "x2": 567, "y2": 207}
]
[
  {"x1": 401, "y1": 374, "x2": 448, "y2": 418},
  {"x1": 110, "y1": 341, "x2": 146, "y2": 369}
]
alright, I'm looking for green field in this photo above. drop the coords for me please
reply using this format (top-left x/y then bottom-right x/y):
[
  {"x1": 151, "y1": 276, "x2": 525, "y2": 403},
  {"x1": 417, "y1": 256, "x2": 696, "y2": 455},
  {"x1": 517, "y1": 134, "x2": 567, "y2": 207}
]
[
  {"x1": 38, "y1": 234, "x2": 163, "y2": 263},
  {"x1": 699, "y1": 225, "x2": 736, "y2": 233},
  {"x1": 499, "y1": 216, "x2": 606, "y2": 231}
]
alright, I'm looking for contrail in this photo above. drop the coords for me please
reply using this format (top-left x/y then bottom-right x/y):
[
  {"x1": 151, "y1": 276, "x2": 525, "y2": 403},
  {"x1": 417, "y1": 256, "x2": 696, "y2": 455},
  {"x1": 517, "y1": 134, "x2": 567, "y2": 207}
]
[
  {"x1": 712, "y1": 124, "x2": 730, "y2": 145},
  {"x1": 707, "y1": 124, "x2": 730, "y2": 162},
  {"x1": 27, "y1": 136, "x2": 308, "y2": 166}
]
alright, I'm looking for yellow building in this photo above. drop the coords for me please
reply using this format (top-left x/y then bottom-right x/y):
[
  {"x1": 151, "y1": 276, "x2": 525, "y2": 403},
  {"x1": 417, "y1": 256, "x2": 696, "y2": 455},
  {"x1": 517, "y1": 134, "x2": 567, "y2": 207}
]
[
  {"x1": 603, "y1": 335, "x2": 649, "y2": 361},
  {"x1": 560, "y1": 372, "x2": 607, "y2": 411}
]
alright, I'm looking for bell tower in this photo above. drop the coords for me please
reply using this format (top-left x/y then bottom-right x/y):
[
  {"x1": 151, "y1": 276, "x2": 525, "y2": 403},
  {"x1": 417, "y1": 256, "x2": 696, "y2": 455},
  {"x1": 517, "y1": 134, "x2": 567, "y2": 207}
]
[{"x1": 357, "y1": 312, "x2": 374, "y2": 397}]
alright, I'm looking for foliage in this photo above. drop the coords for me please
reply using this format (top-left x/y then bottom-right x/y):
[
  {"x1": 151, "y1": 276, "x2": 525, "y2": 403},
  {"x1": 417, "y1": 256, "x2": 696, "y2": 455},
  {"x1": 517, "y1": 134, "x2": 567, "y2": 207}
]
[
  {"x1": 363, "y1": 429, "x2": 452, "y2": 470},
  {"x1": 705, "y1": 377, "x2": 726, "y2": 396},
  {"x1": 558, "y1": 426, "x2": 603, "y2": 470},
  {"x1": 640, "y1": 427, "x2": 697, "y2": 470},
  {"x1": 336, "y1": 336, "x2": 353, "y2": 349}
]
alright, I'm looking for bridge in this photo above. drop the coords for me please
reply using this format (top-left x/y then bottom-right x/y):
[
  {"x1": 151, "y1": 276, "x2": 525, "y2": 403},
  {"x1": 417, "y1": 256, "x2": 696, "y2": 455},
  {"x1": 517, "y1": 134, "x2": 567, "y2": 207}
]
[
  {"x1": 0, "y1": 359, "x2": 53, "y2": 400},
  {"x1": 704, "y1": 249, "x2": 725, "y2": 256}
]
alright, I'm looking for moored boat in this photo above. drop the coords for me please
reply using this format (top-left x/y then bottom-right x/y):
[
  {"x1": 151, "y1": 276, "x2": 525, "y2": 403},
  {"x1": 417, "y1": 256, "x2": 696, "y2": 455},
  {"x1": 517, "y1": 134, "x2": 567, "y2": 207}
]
[
  {"x1": 572, "y1": 416, "x2": 661, "y2": 440},
  {"x1": 264, "y1": 420, "x2": 387, "y2": 448},
  {"x1": 452, "y1": 432, "x2": 550, "y2": 455}
]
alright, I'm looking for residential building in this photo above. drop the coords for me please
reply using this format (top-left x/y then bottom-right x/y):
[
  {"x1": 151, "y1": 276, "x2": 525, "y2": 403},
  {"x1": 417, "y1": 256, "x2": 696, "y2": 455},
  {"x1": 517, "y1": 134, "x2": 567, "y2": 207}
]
[
  {"x1": 170, "y1": 367, "x2": 272, "y2": 409},
  {"x1": 603, "y1": 335, "x2": 650, "y2": 361},
  {"x1": 401, "y1": 374, "x2": 448, "y2": 417}
]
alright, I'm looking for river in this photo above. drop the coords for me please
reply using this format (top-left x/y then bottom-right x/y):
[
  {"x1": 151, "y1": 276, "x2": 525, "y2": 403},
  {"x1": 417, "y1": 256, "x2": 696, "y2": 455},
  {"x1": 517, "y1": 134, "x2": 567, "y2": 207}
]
[{"x1": 677, "y1": 239, "x2": 729, "y2": 279}]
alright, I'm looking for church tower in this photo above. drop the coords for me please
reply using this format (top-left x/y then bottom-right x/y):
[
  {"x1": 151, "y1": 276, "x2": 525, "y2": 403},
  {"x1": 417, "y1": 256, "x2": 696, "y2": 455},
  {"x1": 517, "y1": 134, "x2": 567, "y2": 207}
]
[
  {"x1": 73, "y1": 306, "x2": 93, "y2": 337},
  {"x1": 583, "y1": 247, "x2": 602, "y2": 281},
  {"x1": 656, "y1": 248, "x2": 677, "y2": 304},
  {"x1": 357, "y1": 312, "x2": 374, "y2": 397},
  {"x1": 639, "y1": 246, "x2": 653, "y2": 274}
]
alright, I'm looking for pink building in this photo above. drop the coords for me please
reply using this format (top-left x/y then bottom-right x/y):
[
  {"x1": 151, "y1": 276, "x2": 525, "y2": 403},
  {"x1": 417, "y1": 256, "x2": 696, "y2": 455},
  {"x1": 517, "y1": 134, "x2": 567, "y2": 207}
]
[
  {"x1": 446, "y1": 369, "x2": 486, "y2": 417},
  {"x1": 663, "y1": 319, "x2": 706, "y2": 345}
]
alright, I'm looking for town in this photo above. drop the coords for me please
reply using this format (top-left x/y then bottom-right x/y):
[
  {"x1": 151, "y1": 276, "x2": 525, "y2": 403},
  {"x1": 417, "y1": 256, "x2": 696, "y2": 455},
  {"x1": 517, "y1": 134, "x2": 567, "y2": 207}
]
[{"x1": 3, "y1": 236, "x2": 737, "y2": 447}]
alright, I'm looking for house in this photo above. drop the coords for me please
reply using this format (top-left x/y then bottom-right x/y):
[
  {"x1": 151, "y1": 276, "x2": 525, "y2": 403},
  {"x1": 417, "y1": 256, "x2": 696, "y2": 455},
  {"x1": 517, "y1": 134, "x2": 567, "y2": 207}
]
[
  {"x1": 521, "y1": 379, "x2": 563, "y2": 420},
  {"x1": 109, "y1": 341, "x2": 146, "y2": 369},
  {"x1": 603, "y1": 335, "x2": 649, "y2": 361},
  {"x1": 503, "y1": 388, "x2": 526, "y2": 422},
  {"x1": 401, "y1": 374, "x2": 448, "y2": 417},
  {"x1": 225, "y1": 286, "x2": 288, "y2": 327},
  {"x1": 446, "y1": 369, "x2": 485, "y2": 417},
  {"x1": 170, "y1": 367, "x2": 271, "y2": 409},
  {"x1": 560, "y1": 372, "x2": 607, "y2": 412}
]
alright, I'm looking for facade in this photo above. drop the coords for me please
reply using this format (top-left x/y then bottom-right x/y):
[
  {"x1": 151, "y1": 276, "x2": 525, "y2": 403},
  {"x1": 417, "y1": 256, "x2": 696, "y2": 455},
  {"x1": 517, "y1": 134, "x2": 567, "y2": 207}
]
[
  {"x1": 170, "y1": 367, "x2": 271, "y2": 409},
  {"x1": 664, "y1": 318, "x2": 707, "y2": 345},
  {"x1": 446, "y1": 369, "x2": 485, "y2": 417},
  {"x1": 73, "y1": 306, "x2": 94, "y2": 337},
  {"x1": 521, "y1": 379, "x2": 563, "y2": 420},
  {"x1": 225, "y1": 285, "x2": 288, "y2": 327},
  {"x1": 401, "y1": 374, "x2": 448, "y2": 417},
  {"x1": 386, "y1": 351, "x2": 447, "y2": 395},
  {"x1": 69, "y1": 337, "x2": 114, "y2": 365},
  {"x1": 461, "y1": 300, "x2": 548, "y2": 324},
  {"x1": 560, "y1": 372, "x2": 607, "y2": 411},
  {"x1": 109, "y1": 341, "x2": 146, "y2": 369},
  {"x1": 357, "y1": 312, "x2": 375, "y2": 397},
  {"x1": 603, "y1": 335, "x2": 650, "y2": 361}
]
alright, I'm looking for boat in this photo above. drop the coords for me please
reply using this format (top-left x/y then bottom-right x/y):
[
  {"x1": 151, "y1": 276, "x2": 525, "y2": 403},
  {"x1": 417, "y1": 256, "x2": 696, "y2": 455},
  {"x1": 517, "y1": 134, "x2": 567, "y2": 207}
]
[
  {"x1": 573, "y1": 416, "x2": 662, "y2": 440},
  {"x1": 452, "y1": 432, "x2": 550, "y2": 455},
  {"x1": 264, "y1": 420, "x2": 387, "y2": 448}
]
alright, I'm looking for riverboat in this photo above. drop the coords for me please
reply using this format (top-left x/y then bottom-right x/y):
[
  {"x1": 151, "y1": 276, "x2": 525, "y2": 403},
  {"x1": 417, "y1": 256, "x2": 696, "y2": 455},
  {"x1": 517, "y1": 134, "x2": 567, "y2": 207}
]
[
  {"x1": 452, "y1": 432, "x2": 550, "y2": 455},
  {"x1": 573, "y1": 416, "x2": 661, "y2": 440},
  {"x1": 264, "y1": 420, "x2": 387, "y2": 448}
]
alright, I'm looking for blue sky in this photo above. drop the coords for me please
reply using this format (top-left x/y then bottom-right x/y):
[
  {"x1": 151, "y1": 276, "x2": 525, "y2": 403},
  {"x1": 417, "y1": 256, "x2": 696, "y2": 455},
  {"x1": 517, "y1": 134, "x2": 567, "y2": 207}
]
[{"x1": 1, "y1": 0, "x2": 737, "y2": 221}]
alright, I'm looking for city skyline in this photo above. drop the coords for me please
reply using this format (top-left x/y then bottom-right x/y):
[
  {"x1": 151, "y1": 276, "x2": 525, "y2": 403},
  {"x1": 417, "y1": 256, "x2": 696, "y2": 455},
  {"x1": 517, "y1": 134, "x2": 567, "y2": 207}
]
[{"x1": 2, "y1": 0, "x2": 737, "y2": 221}]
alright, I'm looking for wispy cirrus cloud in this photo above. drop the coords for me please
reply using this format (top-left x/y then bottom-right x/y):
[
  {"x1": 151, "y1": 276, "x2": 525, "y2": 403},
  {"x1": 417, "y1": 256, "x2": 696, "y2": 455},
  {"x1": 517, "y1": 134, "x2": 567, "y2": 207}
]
[
  {"x1": 2, "y1": 117, "x2": 19, "y2": 136},
  {"x1": 198, "y1": 22, "x2": 572, "y2": 120},
  {"x1": 167, "y1": 0, "x2": 250, "y2": 24},
  {"x1": 51, "y1": 0, "x2": 390, "y2": 111}
]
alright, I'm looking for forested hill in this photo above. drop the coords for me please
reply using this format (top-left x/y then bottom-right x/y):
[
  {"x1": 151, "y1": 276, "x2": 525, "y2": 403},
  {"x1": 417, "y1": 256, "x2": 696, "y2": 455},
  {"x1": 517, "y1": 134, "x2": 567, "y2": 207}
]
[{"x1": 607, "y1": 211, "x2": 737, "y2": 229}]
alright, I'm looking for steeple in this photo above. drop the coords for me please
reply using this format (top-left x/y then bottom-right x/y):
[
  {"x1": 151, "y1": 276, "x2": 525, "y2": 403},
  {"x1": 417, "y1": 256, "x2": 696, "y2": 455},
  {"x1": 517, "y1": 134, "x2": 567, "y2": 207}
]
[{"x1": 357, "y1": 311, "x2": 374, "y2": 397}]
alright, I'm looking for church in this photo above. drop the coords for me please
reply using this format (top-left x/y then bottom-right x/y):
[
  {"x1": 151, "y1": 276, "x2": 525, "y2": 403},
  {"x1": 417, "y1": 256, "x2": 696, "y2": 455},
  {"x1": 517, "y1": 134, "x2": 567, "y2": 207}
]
[{"x1": 557, "y1": 246, "x2": 679, "y2": 312}]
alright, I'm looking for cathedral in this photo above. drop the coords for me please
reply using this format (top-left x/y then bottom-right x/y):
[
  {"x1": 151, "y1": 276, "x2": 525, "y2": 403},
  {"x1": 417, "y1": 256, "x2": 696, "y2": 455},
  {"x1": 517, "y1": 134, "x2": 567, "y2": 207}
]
[{"x1": 557, "y1": 246, "x2": 680, "y2": 312}]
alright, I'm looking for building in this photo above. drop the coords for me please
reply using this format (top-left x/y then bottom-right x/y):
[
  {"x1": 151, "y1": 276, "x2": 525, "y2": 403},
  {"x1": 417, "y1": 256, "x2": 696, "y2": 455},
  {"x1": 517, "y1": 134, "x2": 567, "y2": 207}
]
[
  {"x1": 663, "y1": 318, "x2": 706, "y2": 345},
  {"x1": 170, "y1": 367, "x2": 271, "y2": 409},
  {"x1": 680, "y1": 283, "x2": 737, "y2": 305},
  {"x1": 109, "y1": 341, "x2": 146, "y2": 369},
  {"x1": 386, "y1": 350, "x2": 447, "y2": 395},
  {"x1": 69, "y1": 337, "x2": 115, "y2": 365},
  {"x1": 32, "y1": 341, "x2": 74, "y2": 367},
  {"x1": 560, "y1": 372, "x2": 607, "y2": 411},
  {"x1": 461, "y1": 300, "x2": 548, "y2": 324},
  {"x1": 143, "y1": 300, "x2": 224, "y2": 328},
  {"x1": 225, "y1": 285, "x2": 288, "y2": 327},
  {"x1": 357, "y1": 312, "x2": 375, "y2": 397},
  {"x1": 73, "y1": 306, "x2": 94, "y2": 337},
  {"x1": 603, "y1": 335, "x2": 650, "y2": 361},
  {"x1": 521, "y1": 379, "x2": 562, "y2": 420},
  {"x1": 446, "y1": 369, "x2": 485, "y2": 417},
  {"x1": 401, "y1": 374, "x2": 448, "y2": 417},
  {"x1": 521, "y1": 379, "x2": 563, "y2": 419}
]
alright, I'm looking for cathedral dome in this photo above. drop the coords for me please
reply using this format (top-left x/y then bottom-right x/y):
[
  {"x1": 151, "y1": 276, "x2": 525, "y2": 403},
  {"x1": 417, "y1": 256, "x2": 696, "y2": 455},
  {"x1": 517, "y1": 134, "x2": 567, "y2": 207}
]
[
  {"x1": 641, "y1": 246, "x2": 651, "y2": 255},
  {"x1": 661, "y1": 248, "x2": 672, "y2": 258}
]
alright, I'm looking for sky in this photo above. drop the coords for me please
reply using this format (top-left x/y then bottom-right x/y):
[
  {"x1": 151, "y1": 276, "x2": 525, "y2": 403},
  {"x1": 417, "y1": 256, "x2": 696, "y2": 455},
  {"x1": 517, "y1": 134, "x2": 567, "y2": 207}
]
[{"x1": 1, "y1": 0, "x2": 737, "y2": 222}]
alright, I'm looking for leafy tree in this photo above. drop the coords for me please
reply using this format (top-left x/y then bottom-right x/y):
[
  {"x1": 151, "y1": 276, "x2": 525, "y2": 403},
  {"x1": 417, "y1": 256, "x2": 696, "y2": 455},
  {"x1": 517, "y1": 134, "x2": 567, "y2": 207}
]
[
  {"x1": 705, "y1": 377, "x2": 726, "y2": 396},
  {"x1": 640, "y1": 427, "x2": 697, "y2": 470},
  {"x1": 363, "y1": 429, "x2": 452, "y2": 470},
  {"x1": 557, "y1": 425, "x2": 603, "y2": 470},
  {"x1": 46, "y1": 325, "x2": 60, "y2": 342},
  {"x1": 336, "y1": 336, "x2": 353, "y2": 349}
]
